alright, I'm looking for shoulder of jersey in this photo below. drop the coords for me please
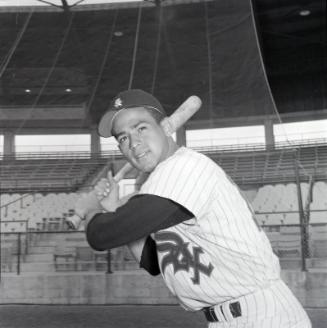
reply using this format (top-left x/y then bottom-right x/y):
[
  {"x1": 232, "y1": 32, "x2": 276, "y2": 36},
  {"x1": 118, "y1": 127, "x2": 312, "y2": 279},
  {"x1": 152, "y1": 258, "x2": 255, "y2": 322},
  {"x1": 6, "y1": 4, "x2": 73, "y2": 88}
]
[
  {"x1": 176, "y1": 146, "x2": 206, "y2": 160},
  {"x1": 151, "y1": 147, "x2": 217, "y2": 176},
  {"x1": 140, "y1": 147, "x2": 218, "y2": 192},
  {"x1": 179, "y1": 147, "x2": 225, "y2": 177},
  {"x1": 177, "y1": 147, "x2": 216, "y2": 166}
]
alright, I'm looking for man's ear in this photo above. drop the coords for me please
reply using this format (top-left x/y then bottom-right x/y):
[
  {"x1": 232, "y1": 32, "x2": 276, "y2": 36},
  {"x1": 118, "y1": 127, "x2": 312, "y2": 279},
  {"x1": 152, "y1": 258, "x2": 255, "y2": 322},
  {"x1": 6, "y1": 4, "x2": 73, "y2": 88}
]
[
  {"x1": 160, "y1": 117, "x2": 173, "y2": 136},
  {"x1": 115, "y1": 139, "x2": 122, "y2": 152}
]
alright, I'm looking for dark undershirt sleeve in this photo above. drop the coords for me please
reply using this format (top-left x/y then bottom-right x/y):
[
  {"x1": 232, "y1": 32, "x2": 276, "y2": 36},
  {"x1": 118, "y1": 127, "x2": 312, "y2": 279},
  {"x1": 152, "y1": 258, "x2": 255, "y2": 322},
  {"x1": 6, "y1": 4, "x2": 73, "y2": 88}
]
[
  {"x1": 86, "y1": 194, "x2": 194, "y2": 251},
  {"x1": 140, "y1": 235, "x2": 161, "y2": 276}
]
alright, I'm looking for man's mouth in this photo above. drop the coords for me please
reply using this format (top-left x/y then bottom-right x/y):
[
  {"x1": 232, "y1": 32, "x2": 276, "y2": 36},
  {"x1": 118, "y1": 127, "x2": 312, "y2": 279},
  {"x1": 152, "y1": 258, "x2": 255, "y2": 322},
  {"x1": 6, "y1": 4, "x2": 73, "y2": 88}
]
[{"x1": 135, "y1": 151, "x2": 148, "y2": 159}]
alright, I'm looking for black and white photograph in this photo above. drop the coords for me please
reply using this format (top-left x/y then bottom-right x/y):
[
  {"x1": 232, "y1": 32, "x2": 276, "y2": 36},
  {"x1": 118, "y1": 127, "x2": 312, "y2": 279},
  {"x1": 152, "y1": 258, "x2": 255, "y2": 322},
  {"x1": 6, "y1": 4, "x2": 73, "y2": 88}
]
[{"x1": 0, "y1": 0, "x2": 326, "y2": 327}]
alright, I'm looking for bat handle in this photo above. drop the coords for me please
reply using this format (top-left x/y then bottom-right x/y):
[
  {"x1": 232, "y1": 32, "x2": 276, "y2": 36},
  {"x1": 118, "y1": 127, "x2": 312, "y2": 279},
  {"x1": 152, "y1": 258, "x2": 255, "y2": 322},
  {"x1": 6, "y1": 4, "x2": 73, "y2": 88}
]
[
  {"x1": 114, "y1": 162, "x2": 133, "y2": 182},
  {"x1": 66, "y1": 214, "x2": 83, "y2": 230}
]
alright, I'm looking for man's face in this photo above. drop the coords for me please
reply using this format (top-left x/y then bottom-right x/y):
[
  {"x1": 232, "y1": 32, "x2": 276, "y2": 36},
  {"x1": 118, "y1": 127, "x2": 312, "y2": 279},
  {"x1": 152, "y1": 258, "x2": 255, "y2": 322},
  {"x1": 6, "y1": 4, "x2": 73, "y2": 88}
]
[{"x1": 112, "y1": 107, "x2": 170, "y2": 173}]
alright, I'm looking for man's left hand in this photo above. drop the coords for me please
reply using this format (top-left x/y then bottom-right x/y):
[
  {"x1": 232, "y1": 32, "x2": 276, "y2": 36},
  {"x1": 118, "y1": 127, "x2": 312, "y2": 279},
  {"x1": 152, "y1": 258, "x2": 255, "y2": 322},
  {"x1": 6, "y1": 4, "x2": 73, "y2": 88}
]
[{"x1": 74, "y1": 191, "x2": 103, "y2": 220}]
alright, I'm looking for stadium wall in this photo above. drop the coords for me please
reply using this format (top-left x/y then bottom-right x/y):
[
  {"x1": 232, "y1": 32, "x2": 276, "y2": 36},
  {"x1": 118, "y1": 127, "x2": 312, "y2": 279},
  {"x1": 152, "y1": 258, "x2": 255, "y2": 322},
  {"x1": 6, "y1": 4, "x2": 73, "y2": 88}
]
[{"x1": 0, "y1": 271, "x2": 326, "y2": 307}]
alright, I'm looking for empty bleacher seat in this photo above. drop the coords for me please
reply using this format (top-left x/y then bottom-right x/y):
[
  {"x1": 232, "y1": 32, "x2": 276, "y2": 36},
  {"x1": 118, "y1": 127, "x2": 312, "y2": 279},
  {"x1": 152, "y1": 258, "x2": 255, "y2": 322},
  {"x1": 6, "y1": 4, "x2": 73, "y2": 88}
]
[
  {"x1": 265, "y1": 231, "x2": 302, "y2": 258},
  {"x1": 253, "y1": 182, "x2": 310, "y2": 207},
  {"x1": 1, "y1": 192, "x2": 86, "y2": 232},
  {"x1": 277, "y1": 234, "x2": 302, "y2": 258},
  {"x1": 252, "y1": 183, "x2": 302, "y2": 226},
  {"x1": 310, "y1": 182, "x2": 327, "y2": 224},
  {"x1": 283, "y1": 212, "x2": 300, "y2": 225},
  {"x1": 310, "y1": 211, "x2": 327, "y2": 224}
]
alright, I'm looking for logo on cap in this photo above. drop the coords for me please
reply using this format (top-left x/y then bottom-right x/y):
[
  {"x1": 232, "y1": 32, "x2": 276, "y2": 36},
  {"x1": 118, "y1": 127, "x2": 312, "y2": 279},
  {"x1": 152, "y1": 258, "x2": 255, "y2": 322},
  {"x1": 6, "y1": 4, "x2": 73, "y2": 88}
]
[{"x1": 114, "y1": 98, "x2": 122, "y2": 108}]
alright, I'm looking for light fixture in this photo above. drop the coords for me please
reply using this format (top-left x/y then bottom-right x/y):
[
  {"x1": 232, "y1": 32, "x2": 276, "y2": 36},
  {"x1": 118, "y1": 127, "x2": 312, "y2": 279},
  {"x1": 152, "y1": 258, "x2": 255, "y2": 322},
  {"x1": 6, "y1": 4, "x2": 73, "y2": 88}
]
[
  {"x1": 299, "y1": 10, "x2": 311, "y2": 16},
  {"x1": 25, "y1": 89, "x2": 31, "y2": 93},
  {"x1": 114, "y1": 31, "x2": 124, "y2": 37},
  {"x1": 65, "y1": 88, "x2": 72, "y2": 93}
]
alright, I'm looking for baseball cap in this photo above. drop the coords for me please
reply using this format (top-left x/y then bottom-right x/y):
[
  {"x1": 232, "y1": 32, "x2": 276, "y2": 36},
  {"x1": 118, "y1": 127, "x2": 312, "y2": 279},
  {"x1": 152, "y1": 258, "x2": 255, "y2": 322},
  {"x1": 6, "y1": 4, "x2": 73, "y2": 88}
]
[{"x1": 98, "y1": 89, "x2": 166, "y2": 138}]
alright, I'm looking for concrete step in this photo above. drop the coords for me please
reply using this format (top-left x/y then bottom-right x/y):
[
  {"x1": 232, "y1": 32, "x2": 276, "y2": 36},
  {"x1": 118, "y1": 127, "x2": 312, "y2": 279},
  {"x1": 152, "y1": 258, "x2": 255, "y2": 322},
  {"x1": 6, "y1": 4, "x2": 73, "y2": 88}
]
[
  {"x1": 17, "y1": 259, "x2": 136, "y2": 273},
  {"x1": 21, "y1": 262, "x2": 55, "y2": 272},
  {"x1": 280, "y1": 258, "x2": 302, "y2": 270},
  {"x1": 29, "y1": 240, "x2": 87, "y2": 248},
  {"x1": 21, "y1": 261, "x2": 109, "y2": 273},
  {"x1": 27, "y1": 246, "x2": 55, "y2": 254},
  {"x1": 307, "y1": 257, "x2": 327, "y2": 268},
  {"x1": 280, "y1": 257, "x2": 327, "y2": 270},
  {"x1": 30, "y1": 240, "x2": 58, "y2": 247},
  {"x1": 25, "y1": 253, "x2": 54, "y2": 262},
  {"x1": 111, "y1": 261, "x2": 139, "y2": 271},
  {"x1": 41, "y1": 233, "x2": 85, "y2": 242}
]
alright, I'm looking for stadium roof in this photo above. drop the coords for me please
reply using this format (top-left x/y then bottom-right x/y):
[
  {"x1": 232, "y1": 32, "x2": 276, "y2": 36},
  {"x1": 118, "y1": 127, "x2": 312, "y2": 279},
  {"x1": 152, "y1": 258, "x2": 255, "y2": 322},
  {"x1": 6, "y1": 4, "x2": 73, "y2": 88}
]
[{"x1": 0, "y1": 0, "x2": 326, "y2": 131}]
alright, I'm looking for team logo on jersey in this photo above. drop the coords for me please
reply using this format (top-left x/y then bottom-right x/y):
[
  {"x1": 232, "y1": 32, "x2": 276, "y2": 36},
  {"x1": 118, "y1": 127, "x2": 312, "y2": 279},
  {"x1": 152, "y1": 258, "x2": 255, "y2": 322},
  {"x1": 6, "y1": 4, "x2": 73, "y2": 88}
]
[{"x1": 155, "y1": 231, "x2": 214, "y2": 285}]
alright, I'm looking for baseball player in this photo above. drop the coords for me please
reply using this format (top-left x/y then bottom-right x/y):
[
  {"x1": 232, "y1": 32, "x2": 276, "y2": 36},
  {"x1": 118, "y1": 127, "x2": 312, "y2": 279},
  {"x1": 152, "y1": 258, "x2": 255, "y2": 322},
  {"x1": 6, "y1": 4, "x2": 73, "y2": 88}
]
[{"x1": 75, "y1": 89, "x2": 311, "y2": 327}]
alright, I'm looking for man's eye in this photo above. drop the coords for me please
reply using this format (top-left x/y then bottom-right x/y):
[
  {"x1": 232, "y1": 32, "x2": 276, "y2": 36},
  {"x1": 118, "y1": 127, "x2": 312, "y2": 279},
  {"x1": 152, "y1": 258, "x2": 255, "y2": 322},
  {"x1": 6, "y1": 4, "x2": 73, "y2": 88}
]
[
  {"x1": 138, "y1": 125, "x2": 147, "y2": 133},
  {"x1": 118, "y1": 136, "x2": 128, "y2": 145}
]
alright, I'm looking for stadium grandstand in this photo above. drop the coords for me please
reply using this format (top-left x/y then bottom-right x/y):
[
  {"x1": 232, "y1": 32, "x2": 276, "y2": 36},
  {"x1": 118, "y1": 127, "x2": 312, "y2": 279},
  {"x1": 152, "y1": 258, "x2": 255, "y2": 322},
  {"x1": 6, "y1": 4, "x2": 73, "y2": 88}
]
[{"x1": 0, "y1": 0, "x2": 326, "y2": 326}]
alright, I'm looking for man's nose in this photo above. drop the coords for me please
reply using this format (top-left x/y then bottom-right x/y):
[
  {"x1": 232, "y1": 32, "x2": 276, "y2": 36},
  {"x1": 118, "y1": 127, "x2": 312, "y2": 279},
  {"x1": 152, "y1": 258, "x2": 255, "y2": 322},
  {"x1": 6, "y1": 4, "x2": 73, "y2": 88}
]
[{"x1": 130, "y1": 133, "x2": 141, "y2": 149}]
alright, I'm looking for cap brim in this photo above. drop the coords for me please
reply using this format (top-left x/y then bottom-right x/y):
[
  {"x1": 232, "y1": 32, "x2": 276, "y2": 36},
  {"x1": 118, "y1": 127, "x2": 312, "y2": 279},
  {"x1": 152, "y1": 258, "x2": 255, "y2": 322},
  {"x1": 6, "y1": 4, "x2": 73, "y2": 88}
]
[{"x1": 98, "y1": 110, "x2": 117, "y2": 138}]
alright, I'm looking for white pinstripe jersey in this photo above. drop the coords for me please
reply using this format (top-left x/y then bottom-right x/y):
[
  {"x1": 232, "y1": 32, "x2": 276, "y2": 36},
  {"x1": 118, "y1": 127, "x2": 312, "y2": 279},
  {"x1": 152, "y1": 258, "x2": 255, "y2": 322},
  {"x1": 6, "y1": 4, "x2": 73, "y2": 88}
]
[{"x1": 139, "y1": 147, "x2": 281, "y2": 311}]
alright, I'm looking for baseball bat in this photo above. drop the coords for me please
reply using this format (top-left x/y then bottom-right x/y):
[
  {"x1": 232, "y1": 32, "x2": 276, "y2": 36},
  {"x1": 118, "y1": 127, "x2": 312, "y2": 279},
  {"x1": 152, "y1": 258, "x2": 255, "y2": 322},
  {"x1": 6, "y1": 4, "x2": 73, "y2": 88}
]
[{"x1": 66, "y1": 95, "x2": 202, "y2": 230}]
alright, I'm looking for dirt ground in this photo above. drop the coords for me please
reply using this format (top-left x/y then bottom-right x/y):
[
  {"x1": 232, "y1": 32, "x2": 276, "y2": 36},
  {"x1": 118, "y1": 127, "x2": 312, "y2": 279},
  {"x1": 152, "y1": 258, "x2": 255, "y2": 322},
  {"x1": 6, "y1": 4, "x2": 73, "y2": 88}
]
[{"x1": 0, "y1": 304, "x2": 325, "y2": 328}]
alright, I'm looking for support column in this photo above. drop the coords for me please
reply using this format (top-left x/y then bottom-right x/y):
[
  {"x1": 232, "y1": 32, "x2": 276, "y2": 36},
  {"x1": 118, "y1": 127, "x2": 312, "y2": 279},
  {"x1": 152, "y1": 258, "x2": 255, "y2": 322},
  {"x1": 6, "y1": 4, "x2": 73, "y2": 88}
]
[
  {"x1": 90, "y1": 128, "x2": 101, "y2": 157},
  {"x1": 3, "y1": 130, "x2": 15, "y2": 158},
  {"x1": 176, "y1": 126, "x2": 186, "y2": 146},
  {"x1": 264, "y1": 118, "x2": 275, "y2": 150}
]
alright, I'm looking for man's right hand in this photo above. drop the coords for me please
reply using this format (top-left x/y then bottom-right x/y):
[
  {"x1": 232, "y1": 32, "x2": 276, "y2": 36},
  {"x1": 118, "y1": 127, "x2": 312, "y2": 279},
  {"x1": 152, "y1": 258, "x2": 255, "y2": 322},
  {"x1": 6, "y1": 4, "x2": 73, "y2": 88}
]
[{"x1": 94, "y1": 170, "x2": 120, "y2": 212}]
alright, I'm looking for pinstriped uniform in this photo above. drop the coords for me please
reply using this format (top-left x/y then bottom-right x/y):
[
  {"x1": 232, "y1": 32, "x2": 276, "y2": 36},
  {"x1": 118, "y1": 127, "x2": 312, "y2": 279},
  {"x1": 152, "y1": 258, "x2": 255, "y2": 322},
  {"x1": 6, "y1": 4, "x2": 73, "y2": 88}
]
[{"x1": 139, "y1": 147, "x2": 311, "y2": 327}]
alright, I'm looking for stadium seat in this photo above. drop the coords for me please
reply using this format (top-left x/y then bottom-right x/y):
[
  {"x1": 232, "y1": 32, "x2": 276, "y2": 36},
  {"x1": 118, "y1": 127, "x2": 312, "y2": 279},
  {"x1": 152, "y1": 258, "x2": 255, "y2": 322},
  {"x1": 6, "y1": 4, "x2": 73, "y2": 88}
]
[
  {"x1": 283, "y1": 213, "x2": 300, "y2": 225},
  {"x1": 265, "y1": 232, "x2": 280, "y2": 251},
  {"x1": 269, "y1": 213, "x2": 284, "y2": 225},
  {"x1": 310, "y1": 211, "x2": 327, "y2": 224},
  {"x1": 280, "y1": 226, "x2": 301, "y2": 235},
  {"x1": 276, "y1": 234, "x2": 302, "y2": 258}
]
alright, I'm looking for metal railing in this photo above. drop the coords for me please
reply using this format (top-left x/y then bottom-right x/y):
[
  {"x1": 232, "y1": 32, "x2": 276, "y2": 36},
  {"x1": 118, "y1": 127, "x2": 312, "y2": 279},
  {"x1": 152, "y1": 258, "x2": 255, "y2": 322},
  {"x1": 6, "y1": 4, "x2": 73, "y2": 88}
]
[
  {"x1": 1, "y1": 219, "x2": 326, "y2": 276},
  {"x1": 0, "y1": 230, "x2": 136, "y2": 276}
]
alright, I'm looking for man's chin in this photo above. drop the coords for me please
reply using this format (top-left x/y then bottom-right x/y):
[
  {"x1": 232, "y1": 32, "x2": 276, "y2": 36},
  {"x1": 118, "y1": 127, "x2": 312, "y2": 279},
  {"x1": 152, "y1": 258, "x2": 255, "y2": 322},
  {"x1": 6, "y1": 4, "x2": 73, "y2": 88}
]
[
  {"x1": 138, "y1": 165, "x2": 155, "y2": 173},
  {"x1": 134, "y1": 161, "x2": 157, "y2": 173}
]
